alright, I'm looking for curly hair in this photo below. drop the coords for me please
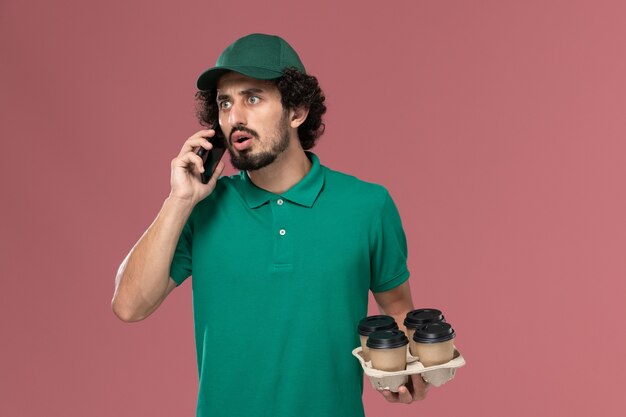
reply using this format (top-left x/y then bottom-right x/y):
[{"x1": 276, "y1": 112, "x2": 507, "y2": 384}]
[{"x1": 195, "y1": 68, "x2": 326, "y2": 150}]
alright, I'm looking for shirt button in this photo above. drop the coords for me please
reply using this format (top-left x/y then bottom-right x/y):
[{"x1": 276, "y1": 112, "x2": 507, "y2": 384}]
[
  {"x1": 279, "y1": 229, "x2": 286, "y2": 236},
  {"x1": 277, "y1": 199, "x2": 284, "y2": 205}
]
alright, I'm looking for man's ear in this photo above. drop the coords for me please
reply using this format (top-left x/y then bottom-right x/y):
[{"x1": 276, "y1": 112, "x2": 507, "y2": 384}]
[{"x1": 289, "y1": 106, "x2": 309, "y2": 128}]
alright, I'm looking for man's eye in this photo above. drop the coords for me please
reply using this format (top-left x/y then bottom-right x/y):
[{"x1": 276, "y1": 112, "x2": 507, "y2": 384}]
[
  {"x1": 248, "y1": 96, "x2": 260, "y2": 104},
  {"x1": 219, "y1": 101, "x2": 232, "y2": 110}
]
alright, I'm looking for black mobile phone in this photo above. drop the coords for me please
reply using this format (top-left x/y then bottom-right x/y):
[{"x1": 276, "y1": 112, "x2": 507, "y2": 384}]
[{"x1": 196, "y1": 128, "x2": 226, "y2": 184}]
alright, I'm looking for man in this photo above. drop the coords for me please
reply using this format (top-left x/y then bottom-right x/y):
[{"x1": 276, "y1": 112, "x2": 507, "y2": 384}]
[{"x1": 112, "y1": 33, "x2": 428, "y2": 417}]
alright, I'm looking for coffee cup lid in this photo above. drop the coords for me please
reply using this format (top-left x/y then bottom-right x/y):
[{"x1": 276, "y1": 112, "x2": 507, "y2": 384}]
[
  {"x1": 358, "y1": 315, "x2": 398, "y2": 336},
  {"x1": 412, "y1": 322, "x2": 456, "y2": 343},
  {"x1": 403, "y1": 308, "x2": 445, "y2": 329},
  {"x1": 366, "y1": 330, "x2": 409, "y2": 349}
]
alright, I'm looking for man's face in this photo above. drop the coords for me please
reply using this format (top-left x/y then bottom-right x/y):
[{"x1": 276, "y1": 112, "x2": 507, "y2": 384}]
[{"x1": 216, "y1": 72, "x2": 291, "y2": 171}]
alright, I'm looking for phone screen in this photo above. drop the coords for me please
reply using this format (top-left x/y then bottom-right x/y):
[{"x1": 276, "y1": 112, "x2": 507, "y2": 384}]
[{"x1": 196, "y1": 128, "x2": 226, "y2": 184}]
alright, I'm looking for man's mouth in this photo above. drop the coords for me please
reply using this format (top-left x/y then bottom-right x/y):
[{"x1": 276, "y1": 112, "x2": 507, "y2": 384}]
[{"x1": 231, "y1": 131, "x2": 255, "y2": 151}]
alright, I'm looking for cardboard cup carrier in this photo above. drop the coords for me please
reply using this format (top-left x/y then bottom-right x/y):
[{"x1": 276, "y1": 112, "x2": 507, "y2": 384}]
[{"x1": 354, "y1": 312, "x2": 465, "y2": 392}]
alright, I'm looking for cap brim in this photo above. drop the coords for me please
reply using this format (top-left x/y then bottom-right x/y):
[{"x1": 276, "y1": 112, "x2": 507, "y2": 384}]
[{"x1": 196, "y1": 66, "x2": 284, "y2": 91}]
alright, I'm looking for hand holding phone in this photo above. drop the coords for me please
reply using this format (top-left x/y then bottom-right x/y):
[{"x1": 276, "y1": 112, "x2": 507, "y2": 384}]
[{"x1": 196, "y1": 129, "x2": 226, "y2": 184}]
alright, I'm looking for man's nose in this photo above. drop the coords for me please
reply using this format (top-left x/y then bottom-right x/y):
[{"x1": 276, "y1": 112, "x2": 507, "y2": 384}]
[{"x1": 228, "y1": 102, "x2": 247, "y2": 127}]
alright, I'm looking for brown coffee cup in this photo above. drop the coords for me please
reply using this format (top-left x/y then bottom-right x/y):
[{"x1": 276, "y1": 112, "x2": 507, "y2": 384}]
[
  {"x1": 366, "y1": 330, "x2": 409, "y2": 372},
  {"x1": 411, "y1": 322, "x2": 456, "y2": 367},
  {"x1": 403, "y1": 309, "x2": 445, "y2": 355},
  {"x1": 357, "y1": 315, "x2": 398, "y2": 362}
]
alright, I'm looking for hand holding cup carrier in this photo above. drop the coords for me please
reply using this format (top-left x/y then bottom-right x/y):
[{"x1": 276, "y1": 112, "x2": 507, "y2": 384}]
[{"x1": 354, "y1": 309, "x2": 465, "y2": 390}]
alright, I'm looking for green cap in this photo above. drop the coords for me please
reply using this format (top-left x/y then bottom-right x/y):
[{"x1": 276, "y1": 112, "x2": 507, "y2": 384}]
[{"x1": 196, "y1": 33, "x2": 306, "y2": 91}]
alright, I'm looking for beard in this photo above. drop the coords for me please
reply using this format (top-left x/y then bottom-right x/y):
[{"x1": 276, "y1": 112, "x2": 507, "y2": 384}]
[{"x1": 227, "y1": 112, "x2": 291, "y2": 171}]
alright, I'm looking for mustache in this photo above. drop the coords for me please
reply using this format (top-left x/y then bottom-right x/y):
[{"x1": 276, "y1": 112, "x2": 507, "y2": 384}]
[{"x1": 229, "y1": 126, "x2": 259, "y2": 142}]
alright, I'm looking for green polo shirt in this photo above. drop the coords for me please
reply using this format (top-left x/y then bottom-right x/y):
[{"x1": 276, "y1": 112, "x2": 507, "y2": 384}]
[{"x1": 170, "y1": 152, "x2": 409, "y2": 417}]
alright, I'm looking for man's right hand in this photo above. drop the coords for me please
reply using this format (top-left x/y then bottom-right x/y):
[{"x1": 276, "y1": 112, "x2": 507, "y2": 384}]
[
  {"x1": 112, "y1": 129, "x2": 226, "y2": 322},
  {"x1": 170, "y1": 129, "x2": 226, "y2": 205}
]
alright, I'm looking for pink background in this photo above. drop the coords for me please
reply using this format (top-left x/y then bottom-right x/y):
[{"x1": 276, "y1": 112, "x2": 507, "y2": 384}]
[{"x1": 1, "y1": 1, "x2": 625, "y2": 416}]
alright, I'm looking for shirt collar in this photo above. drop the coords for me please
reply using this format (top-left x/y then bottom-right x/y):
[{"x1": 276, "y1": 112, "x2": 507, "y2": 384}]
[{"x1": 240, "y1": 152, "x2": 325, "y2": 209}]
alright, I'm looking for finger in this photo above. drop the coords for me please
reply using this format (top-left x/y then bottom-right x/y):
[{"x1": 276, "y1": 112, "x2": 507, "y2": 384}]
[
  {"x1": 380, "y1": 389, "x2": 399, "y2": 403},
  {"x1": 178, "y1": 130, "x2": 215, "y2": 156},
  {"x1": 174, "y1": 151, "x2": 205, "y2": 174},
  {"x1": 410, "y1": 374, "x2": 430, "y2": 401},
  {"x1": 397, "y1": 385, "x2": 413, "y2": 404}
]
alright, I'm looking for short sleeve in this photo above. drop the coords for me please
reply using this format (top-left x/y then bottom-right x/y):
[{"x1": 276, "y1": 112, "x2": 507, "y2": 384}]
[
  {"x1": 169, "y1": 219, "x2": 193, "y2": 286},
  {"x1": 369, "y1": 190, "x2": 410, "y2": 293}
]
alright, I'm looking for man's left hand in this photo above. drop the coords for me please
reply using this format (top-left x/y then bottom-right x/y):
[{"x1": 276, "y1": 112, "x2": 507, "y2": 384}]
[{"x1": 379, "y1": 373, "x2": 430, "y2": 404}]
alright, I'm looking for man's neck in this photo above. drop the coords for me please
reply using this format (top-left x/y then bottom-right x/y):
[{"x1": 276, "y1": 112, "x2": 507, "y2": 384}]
[{"x1": 247, "y1": 140, "x2": 312, "y2": 194}]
